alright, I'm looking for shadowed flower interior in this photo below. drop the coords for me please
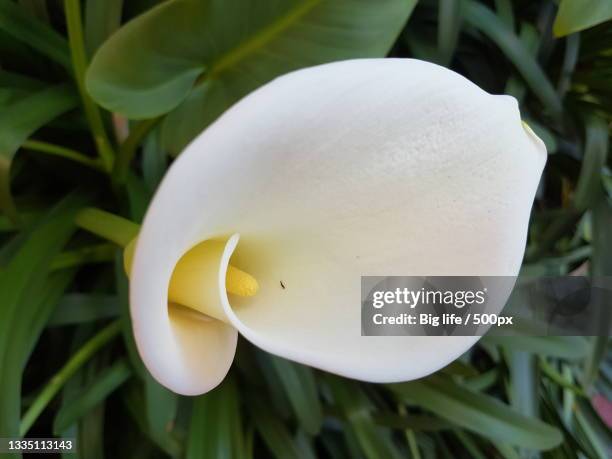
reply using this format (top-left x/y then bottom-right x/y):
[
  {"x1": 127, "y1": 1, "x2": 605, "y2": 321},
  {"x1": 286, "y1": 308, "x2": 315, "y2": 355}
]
[{"x1": 125, "y1": 237, "x2": 259, "y2": 322}]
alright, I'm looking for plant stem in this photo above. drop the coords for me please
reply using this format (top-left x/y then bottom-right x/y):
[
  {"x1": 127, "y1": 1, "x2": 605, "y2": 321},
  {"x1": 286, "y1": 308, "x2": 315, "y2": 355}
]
[
  {"x1": 75, "y1": 208, "x2": 140, "y2": 247},
  {"x1": 19, "y1": 320, "x2": 122, "y2": 436},
  {"x1": 113, "y1": 117, "x2": 161, "y2": 188},
  {"x1": 64, "y1": 0, "x2": 115, "y2": 171},
  {"x1": 23, "y1": 140, "x2": 104, "y2": 171}
]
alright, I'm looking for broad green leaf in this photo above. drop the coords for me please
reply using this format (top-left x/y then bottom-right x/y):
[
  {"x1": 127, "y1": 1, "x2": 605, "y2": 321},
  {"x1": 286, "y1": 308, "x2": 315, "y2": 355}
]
[
  {"x1": 269, "y1": 355, "x2": 322, "y2": 435},
  {"x1": 0, "y1": 0, "x2": 71, "y2": 69},
  {"x1": 0, "y1": 191, "x2": 87, "y2": 437},
  {"x1": 0, "y1": 84, "x2": 78, "y2": 218},
  {"x1": 462, "y1": 0, "x2": 563, "y2": 118},
  {"x1": 389, "y1": 375, "x2": 563, "y2": 450},
  {"x1": 574, "y1": 115, "x2": 609, "y2": 211},
  {"x1": 86, "y1": 0, "x2": 417, "y2": 153},
  {"x1": 53, "y1": 359, "x2": 132, "y2": 434},
  {"x1": 188, "y1": 378, "x2": 243, "y2": 459},
  {"x1": 554, "y1": 0, "x2": 612, "y2": 37}
]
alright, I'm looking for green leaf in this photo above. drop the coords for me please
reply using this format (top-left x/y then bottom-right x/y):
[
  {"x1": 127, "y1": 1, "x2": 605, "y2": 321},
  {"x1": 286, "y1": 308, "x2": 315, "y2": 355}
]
[
  {"x1": 0, "y1": 70, "x2": 45, "y2": 91},
  {"x1": 483, "y1": 336, "x2": 591, "y2": 360},
  {"x1": 327, "y1": 377, "x2": 403, "y2": 459},
  {"x1": 494, "y1": 0, "x2": 515, "y2": 31},
  {"x1": 144, "y1": 373, "x2": 180, "y2": 456},
  {"x1": 114, "y1": 252, "x2": 148, "y2": 380},
  {"x1": 268, "y1": 355, "x2": 322, "y2": 435},
  {"x1": 504, "y1": 23, "x2": 539, "y2": 104},
  {"x1": 583, "y1": 197, "x2": 612, "y2": 388},
  {"x1": 248, "y1": 396, "x2": 302, "y2": 459},
  {"x1": 0, "y1": 191, "x2": 87, "y2": 437},
  {"x1": 0, "y1": 0, "x2": 71, "y2": 69},
  {"x1": 188, "y1": 378, "x2": 243, "y2": 459},
  {"x1": 142, "y1": 127, "x2": 167, "y2": 192},
  {"x1": 574, "y1": 399, "x2": 611, "y2": 459},
  {"x1": 50, "y1": 243, "x2": 116, "y2": 270},
  {"x1": 554, "y1": 0, "x2": 612, "y2": 37},
  {"x1": 462, "y1": 0, "x2": 563, "y2": 118},
  {"x1": 437, "y1": 0, "x2": 461, "y2": 66},
  {"x1": 47, "y1": 293, "x2": 120, "y2": 326},
  {"x1": 53, "y1": 359, "x2": 132, "y2": 434},
  {"x1": 503, "y1": 349, "x2": 539, "y2": 442},
  {"x1": 0, "y1": 84, "x2": 78, "y2": 218},
  {"x1": 389, "y1": 375, "x2": 563, "y2": 450},
  {"x1": 574, "y1": 114, "x2": 609, "y2": 211},
  {"x1": 85, "y1": 0, "x2": 124, "y2": 56},
  {"x1": 86, "y1": 0, "x2": 417, "y2": 153}
]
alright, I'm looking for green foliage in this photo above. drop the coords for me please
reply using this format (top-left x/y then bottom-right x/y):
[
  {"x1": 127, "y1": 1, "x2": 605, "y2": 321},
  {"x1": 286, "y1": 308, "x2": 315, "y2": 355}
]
[
  {"x1": 0, "y1": 192, "x2": 88, "y2": 437},
  {"x1": 0, "y1": 1, "x2": 610, "y2": 458},
  {"x1": 0, "y1": 0, "x2": 71, "y2": 69},
  {"x1": 554, "y1": 0, "x2": 612, "y2": 37},
  {"x1": 0, "y1": 84, "x2": 78, "y2": 217},
  {"x1": 86, "y1": 0, "x2": 417, "y2": 154},
  {"x1": 390, "y1": 375, "x2": 563, "y2": 450},
  {"x1": 187, "y1": 378, "x2": 243, "y2": 459}
]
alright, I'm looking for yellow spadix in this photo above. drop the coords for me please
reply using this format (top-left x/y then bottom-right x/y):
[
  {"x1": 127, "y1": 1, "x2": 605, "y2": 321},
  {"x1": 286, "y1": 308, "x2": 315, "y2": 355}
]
[{"x1": 124, "y1": 238, "x2": 258, "y2": 322}]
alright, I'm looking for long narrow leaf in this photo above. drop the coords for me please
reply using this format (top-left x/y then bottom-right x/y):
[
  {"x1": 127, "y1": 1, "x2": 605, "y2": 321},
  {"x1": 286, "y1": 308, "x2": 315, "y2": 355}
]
[
  {"x1": 0, "y1": 84, "x2": 78, "y2": 218},
  {"x1": 462, "y1": 0, "x2": 563, "y2": 118},
  {"x1": 268, "y1": 355, "x2": 322, "y2": 435},
  {"x1": 574, "y1": 115, "x2": 609, "y2": 211},
  {"x1": 53, "y1": 359, "x2": 132, "y2": 434},
  {"x1": 187, "y1": 378, "x2": 243, "y2": 459},
  {"x1": 0, "y1": 191, "x2": 87, "y2": 437},
  {"x1": 47, "y1": 294, "x2": 120, "y2": 326},
  {"x1": 0, "y1": 0, "x2": 71, "y2": 68},
  {"x1": 389, "y1": 375, "x2": 563, "y2": 450}
]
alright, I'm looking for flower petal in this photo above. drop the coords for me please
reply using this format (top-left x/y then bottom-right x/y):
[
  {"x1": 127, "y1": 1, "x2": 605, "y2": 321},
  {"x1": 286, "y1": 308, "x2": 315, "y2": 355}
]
[{"x1": 131, "y1": 59, "x2": 546, "y2": 394}]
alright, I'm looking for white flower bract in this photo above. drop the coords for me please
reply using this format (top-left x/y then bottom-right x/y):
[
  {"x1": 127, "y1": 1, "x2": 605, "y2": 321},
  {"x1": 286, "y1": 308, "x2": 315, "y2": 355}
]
[{"x1": 129, "y1": 59, "x2": 546, "y2": 395}]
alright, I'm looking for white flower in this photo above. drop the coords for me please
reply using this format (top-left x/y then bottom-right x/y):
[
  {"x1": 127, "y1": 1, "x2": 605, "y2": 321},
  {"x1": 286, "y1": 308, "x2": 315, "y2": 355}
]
[{"x1": 128, "y1": 59, "x2": 546, "y2": 395}]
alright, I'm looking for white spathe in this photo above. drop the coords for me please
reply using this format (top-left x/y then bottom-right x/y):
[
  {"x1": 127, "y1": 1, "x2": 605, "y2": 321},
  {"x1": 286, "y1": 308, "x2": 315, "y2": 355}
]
[{"x1": 130, "y1": 58, "x2": 546, "y2": 395}]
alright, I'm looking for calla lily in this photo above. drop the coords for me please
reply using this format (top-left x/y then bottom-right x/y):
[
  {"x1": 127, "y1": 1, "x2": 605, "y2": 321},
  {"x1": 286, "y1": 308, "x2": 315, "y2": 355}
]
[{"x1": 128, "y1": 58, "x2": 546, "y2": 395}]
